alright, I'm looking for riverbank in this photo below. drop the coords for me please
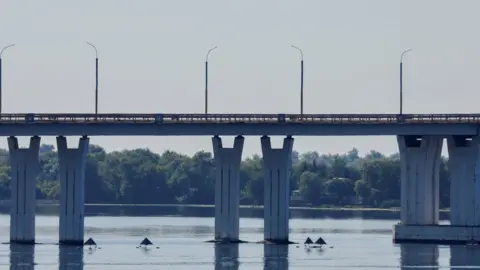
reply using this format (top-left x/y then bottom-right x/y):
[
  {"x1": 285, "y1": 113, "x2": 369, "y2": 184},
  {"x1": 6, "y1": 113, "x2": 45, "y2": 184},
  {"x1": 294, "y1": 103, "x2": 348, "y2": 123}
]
[
  {"x1": 81, "y1": 203, "x2": 449, "y2": 212},
  {"x1": 0, "y1": 203, "x2": 450, "y2": 220},
  {"x1": 0, "y1": 200, "x2": 451, "y2": 212},
  {"x1": 2, "y1": 201, "x2": 448, "y2": 212}
]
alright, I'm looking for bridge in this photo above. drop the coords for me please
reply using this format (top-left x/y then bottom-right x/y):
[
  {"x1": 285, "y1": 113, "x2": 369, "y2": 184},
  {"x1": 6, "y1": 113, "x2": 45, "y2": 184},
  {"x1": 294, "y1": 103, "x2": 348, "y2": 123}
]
[
  {"x1": 2, "y1": 112, "x2": 480, "y2": 246},
  {"x1": 0, "y1": 113, "x2": 480, "y2": 136}
]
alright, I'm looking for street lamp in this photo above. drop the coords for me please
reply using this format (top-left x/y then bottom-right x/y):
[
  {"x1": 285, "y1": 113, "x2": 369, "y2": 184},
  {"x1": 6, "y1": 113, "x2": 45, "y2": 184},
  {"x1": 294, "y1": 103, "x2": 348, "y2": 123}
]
[
  {"x1": 0, "y1": 44, "x2": 15, "y2": 114},
  {"x1": 400, "y1": 49, "x2": 412, "y2": 115},
  {"x1": 205, "y1": 46, "x2": 217, "y2": 117},
  {"x1": 291, "y1": 45, "x2": 304, "y2": 116},
  {"x1": 86, "y1": 42, "x2": 99, "y2": 115}
]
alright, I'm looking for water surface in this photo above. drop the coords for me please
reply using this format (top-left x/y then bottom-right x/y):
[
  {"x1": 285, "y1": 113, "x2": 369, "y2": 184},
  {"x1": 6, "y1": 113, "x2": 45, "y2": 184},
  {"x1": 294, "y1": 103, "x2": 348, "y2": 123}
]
[{"x1": 2, "y1": 215, "x2": 480, "y2": 269}]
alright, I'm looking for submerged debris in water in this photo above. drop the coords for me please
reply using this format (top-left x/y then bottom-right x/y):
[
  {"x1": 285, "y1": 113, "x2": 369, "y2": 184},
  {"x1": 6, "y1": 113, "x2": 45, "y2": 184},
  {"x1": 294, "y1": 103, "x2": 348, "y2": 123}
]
[
  {"x1": 140, "y1": 237, "x2": 153, "y2": 246},
  {"x1": 84, "y1": 238, "x2": 97, "y2": 246},
  {"x1": 315, "y1": 237, "x2": 327, "y2": 245},
  {"x1": 304, "y1": 237, "x2": 313, "y2": 245}
]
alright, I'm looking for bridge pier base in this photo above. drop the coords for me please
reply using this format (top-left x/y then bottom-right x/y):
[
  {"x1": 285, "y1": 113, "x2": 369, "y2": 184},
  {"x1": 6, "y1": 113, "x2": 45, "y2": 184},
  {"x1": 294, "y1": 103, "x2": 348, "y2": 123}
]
[
  {"x1": 8, "y1": 136, "x2": 41, "y2": 245},
  {"x1": 57, "y1": 136, "x2": 89, "y2": 246},
  {"x1": 261, "y1": 135, "x2": 294, "y2": 244},
  {"x1": 393, "y1": 135, "x2": 444, "y2": 244},
  {"x1": 212, "y1": 135, "x2": 244, "y2": 243}
]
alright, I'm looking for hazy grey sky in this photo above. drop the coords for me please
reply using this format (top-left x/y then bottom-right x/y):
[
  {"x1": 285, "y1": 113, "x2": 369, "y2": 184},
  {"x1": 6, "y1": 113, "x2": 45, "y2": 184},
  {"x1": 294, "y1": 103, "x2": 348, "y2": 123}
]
[{"x1": 0, "y1": 0, "x2": 478, "y2": 157}]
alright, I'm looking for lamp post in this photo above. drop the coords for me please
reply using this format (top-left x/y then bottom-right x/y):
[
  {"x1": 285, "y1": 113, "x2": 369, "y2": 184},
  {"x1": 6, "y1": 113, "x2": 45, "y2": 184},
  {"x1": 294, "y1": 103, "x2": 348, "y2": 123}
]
[
  {"x1": 205, "y1": 46, "x2": 217, "y2": 117},
  {"x1": 291, "y1": 45, "x2": 304, "y2": 116},
  {"x1": 0, "y1": 44, "x2": 15, "y2": 114},
  {"x1": 400, "y1": 49, "x2": 412, "y2": 115},
  {"x1": 86, "y1": 42, "x2": 99, "y2": 115}
]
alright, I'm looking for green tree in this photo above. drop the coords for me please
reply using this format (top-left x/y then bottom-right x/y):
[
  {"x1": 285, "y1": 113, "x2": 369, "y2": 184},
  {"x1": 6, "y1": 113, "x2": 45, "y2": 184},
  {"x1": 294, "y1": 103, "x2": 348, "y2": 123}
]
[
  {"x1": 324, "y1": 178, "x2": 355, "y2": 205},
  {"x1": 298, "y1": 171, "x2": 324, "y2": 204}
]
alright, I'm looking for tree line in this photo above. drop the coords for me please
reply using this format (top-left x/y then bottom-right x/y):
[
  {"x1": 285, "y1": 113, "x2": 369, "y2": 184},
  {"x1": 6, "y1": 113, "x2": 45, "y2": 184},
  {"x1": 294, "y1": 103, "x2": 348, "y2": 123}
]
[{"x1": 0, "y1": 144, "x2": 451, "y2": 208}]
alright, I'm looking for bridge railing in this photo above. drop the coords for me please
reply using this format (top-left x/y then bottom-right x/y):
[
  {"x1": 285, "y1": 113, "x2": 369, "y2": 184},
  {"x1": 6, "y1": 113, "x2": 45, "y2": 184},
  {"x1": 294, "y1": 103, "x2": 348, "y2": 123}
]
[{"x1": 0, "y1": 113, "x2": 480, "y2": 124}]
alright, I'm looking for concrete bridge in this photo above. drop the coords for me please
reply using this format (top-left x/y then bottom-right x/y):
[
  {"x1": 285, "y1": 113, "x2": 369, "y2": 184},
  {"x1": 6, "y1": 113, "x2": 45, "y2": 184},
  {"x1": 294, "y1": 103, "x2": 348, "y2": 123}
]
[{"x1": 3, "y1": 112, "x2": 480, "y2": 245}]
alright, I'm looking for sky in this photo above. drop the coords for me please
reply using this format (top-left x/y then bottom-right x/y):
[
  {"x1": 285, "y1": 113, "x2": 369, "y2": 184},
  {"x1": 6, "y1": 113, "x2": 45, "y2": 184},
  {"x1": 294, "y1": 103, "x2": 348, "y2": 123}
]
[{"x1": 0, "y1": 0, "x2": 479, "y2": 158}]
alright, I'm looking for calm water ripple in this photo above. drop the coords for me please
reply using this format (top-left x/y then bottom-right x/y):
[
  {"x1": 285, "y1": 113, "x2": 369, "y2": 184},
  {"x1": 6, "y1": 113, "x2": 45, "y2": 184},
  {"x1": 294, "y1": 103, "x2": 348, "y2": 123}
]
[{"x1": 0, "y1": 215, "x2": 479, "y2": 269}]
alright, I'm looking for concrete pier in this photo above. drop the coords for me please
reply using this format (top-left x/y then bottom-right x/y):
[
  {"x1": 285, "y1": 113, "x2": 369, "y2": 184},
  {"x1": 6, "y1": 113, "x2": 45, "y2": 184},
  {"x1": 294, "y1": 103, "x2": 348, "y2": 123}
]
[
  {"x1": 261, "y1": 136, "x2": 294, "y2": 244},
  {"x1": 394, "y1": 135, "x2": 443, "y2": 243},
  {"x1": 447, "y1": 136, "x2": 480, "y2": 227},
  {"x1": 8, "y1": 136, "x2": 41, "y2": 244},
  {"x1": 57, "y1": 136, "x2": 89, "y2": 245},
  {"x1": 212, "y1": 135, "x2": 244, "y2": 242},
  {"x1": 398, "y1": 135, "x2": 442, "y2": 225}
]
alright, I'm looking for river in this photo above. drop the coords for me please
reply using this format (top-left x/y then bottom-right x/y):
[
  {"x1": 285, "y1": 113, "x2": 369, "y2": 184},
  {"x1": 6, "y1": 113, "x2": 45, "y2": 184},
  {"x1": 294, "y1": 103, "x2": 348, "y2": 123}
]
[{"x1": 2, "y1": 215, "x2": 479, "y2": 269}]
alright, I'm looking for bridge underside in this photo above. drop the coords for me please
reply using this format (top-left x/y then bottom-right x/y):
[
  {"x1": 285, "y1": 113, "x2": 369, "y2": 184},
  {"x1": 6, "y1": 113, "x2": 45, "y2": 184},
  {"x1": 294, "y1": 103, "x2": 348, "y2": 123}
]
[{"x1": 0, "y1": 123, "x2": 477, "y2": 136}]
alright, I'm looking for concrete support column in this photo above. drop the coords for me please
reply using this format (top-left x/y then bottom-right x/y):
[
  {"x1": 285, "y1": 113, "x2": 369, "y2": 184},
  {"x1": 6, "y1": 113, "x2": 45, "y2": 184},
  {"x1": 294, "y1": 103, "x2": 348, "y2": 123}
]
[
  {"x1": 8, "y1": 136, "x2": 41, "y2": 244},
  {"x1": 212, "y1": 135, "x2": 244, "y2": 242},
  {"x1": 397, "y1": 135, "x2": 442, "y2": 225},
  {"x1": 261, "y1": 135, "x2": 294, "y2": 244},
  {"x1": 447, "y1": 136, "x2": 480, "y2": 226},
  {"x1": 57, "y1": 136, "x2": 89, "y2": 245}
]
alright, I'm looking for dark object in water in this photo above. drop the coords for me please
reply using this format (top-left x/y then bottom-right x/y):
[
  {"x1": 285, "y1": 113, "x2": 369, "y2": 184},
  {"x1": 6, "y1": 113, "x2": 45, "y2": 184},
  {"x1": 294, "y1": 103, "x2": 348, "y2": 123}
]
[
  {"x1": 84, "y1": 238, "x2": 97, "y2": 246},
  {"x1": 304, "y1": 237, "x2": 313, "y2": 245},
  {"x1": 140, "y1": 237, "x2": 153, "y2": 246},
  {"x1": 315, "y1": 237, "x2": 327, "y2": 245}
]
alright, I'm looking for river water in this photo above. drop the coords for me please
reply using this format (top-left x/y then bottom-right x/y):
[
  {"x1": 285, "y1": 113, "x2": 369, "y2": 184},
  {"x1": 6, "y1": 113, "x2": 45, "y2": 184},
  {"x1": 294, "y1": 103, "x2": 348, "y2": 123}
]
[{"x1": 2, "y1": 215, "x2": 480, "y2": 269}]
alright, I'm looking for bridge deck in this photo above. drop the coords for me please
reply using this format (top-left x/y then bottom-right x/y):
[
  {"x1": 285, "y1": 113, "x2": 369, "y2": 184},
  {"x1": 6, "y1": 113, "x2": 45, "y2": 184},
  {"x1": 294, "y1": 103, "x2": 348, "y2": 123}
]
[
  {"x1": 0, "y1": 113, "x2": 478, "y2": 136},
  {"x1": 1, "y1": 113, "x2": 480, "y2": 124}
]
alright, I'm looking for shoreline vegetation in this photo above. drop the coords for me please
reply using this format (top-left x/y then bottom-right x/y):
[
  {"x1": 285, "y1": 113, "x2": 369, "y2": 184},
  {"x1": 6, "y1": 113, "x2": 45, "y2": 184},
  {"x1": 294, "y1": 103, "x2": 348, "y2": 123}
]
[{"x1": 0, "y1": 144, "x2": 452, "y2": 216}]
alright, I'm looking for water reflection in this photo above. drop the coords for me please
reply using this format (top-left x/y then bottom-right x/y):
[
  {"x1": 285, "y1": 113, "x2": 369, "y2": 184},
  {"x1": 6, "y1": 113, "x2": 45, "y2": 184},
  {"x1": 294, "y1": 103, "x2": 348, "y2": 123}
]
[
  {"x1": 214, "y1": 243, "x2": 239, "y2": 270},
  {"x1": 9, "y1": 244, "x2": 34, "y2": 270},
  {"x1": 264, "y1": 245, "x2": 288, "y2": 270},
  {"x1": 59, "y1": 246, "x2": 84, "y2": 270},
  {"x1": 400, "y1": 244, "x2": 438, "y2": 269},
  {"x1": 450, "y1": 245, "x2": 480, "y2": 269}
]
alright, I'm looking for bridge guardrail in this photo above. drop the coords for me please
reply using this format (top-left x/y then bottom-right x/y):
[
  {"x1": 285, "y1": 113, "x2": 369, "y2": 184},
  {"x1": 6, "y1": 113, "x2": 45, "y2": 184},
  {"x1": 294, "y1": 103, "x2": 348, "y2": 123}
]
[{"x1": 0, "y1": 113, "x2": 479, "y2": 124}]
